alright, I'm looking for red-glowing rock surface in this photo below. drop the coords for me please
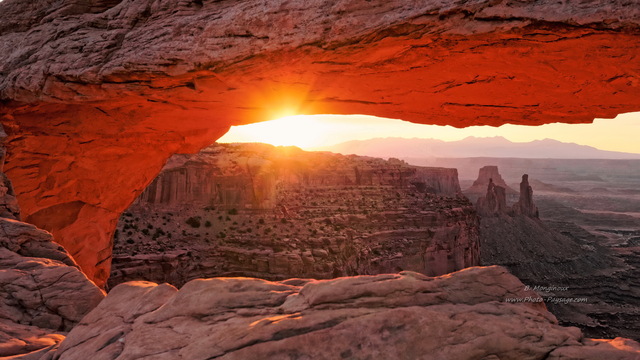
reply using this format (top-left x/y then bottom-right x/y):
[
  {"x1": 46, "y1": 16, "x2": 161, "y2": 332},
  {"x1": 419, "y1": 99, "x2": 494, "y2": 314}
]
[
  {"x1": 1, "y1": 0, "x2": 640, "y2": 285},
  {"x1": 34, "y1": 266, "x2": 640, "y2": 359}
]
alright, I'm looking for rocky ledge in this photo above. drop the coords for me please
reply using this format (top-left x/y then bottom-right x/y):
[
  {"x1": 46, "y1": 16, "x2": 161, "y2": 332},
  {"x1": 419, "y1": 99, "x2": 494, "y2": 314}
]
[
  {"x1": 14, "y1": 266, "x2": 640, "y2": 360},
  {"x1": 0, "y1": 218, "x2": 105, "y2": 358}
]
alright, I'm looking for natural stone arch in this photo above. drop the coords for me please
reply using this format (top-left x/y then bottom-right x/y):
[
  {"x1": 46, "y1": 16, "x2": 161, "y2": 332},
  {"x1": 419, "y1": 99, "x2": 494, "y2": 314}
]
[{"x1": 1, "y1": 0, "x2": 639, "y2": 287}]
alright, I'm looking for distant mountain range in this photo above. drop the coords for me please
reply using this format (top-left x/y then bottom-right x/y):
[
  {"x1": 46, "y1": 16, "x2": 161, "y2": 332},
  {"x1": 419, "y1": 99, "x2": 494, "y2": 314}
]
[{"x1": 311, "y1": 137, "x2": 640, "y2": 159}]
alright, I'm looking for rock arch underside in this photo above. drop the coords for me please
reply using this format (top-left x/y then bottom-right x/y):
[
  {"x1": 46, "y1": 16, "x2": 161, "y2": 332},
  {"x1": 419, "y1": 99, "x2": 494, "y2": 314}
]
[{"x1": 0, "y1": 0, "x2": 639, "y2": 288}]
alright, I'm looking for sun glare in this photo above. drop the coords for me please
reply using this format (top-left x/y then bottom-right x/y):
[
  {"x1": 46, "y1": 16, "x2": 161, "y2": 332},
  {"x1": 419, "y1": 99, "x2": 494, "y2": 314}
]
[
  {"x1": 219, "y1": 116, "x2": 329, "y2": 148},
  {"x1": 217, "y1": 112, "x2": 640, "y2": 154}
]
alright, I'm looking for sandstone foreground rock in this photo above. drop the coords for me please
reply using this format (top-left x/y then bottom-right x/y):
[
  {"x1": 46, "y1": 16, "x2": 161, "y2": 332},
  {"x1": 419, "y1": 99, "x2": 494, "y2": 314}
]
[
  {"x1": 31, "y1": 266, "x2": 640, "y2": 360},
  {"x1": 1, "y1": 0, "x2": 640, "y2": 286},
  {"x1": 0, "y1": 218, "x2": 105, "y2": 357}
]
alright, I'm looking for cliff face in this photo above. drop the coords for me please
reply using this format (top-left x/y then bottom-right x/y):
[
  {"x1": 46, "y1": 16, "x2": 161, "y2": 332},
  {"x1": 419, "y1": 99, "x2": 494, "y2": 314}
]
[
  {"x1": 476, "y1": 178, "x2": 508, "y2": 217},
  {"x1": 135, "y1": 144, "x2": 461, "y2": 209},
  {"x1": 109, "y1": 143, "x2": 478, "y2": 288},
  {"x1": 513, "y1": 174, "x2": 540, "y2": 218},
  {"x1": 475, "y1": 171, "x2": 541, "y2": 219},
  {"x1": 464, "y1": 165, "x2": 517, "y2": 202},
  {"x1": 0, "y1": 0, "x2": 639, "y2": 286}
]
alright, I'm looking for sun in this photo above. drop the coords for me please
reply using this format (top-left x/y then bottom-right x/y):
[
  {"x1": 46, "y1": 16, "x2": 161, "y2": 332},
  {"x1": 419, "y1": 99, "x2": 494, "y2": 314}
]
[{"x1": 218, "y1": 115, "x2": 330, "y2": 148}]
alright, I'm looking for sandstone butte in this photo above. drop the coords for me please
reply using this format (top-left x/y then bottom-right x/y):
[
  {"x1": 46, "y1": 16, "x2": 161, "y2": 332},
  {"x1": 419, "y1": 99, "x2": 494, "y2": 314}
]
[{"x1": 0, "y1": 0, "x2": 639, "y2": 288}]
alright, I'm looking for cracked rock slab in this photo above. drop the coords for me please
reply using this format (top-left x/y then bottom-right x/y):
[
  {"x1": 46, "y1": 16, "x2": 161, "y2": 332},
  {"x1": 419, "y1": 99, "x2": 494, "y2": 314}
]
[{"x1": 38, "y1": 266, "x2": 640, "y2": 359}]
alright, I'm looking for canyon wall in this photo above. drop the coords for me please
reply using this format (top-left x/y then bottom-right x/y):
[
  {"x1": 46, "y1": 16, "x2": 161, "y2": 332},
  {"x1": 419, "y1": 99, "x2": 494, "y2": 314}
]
[
  {"x1": 109, "y1": 143, "x2": 477, "y2": 288},
  {"x1": 0, "y1": 0, "x2": 639, "y2": 285},
  {"x1": 135, "y1": 144, "x2": 461, "y2": 209}
]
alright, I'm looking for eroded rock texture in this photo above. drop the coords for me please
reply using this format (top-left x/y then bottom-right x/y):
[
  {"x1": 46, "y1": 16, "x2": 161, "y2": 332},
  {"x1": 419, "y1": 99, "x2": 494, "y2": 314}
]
[
  {"x1": 475, "y1": 178, "x2": 508, "y2": 217},
  {"x1": 464, "y1": 165, "x2": 517, "y2": 203},
  {"x1": 0, "y1": 130, "x2": 105, "y2": 357},
  {"x1": 35, "y1": 266, "x2": 640, "y2": 359},
  {"x1": 1, "y1": 0, "x2": 640, "y2": 286},
  {"x1": 108, "y1": 143, "x2": 478, "y2": 288},
  {"x1": 0, "y1": 218, "x2": 105, "y2": 357},
  {"x1": 472, "y1": 167, "x2": 638, "y2": 340},
  {"x1": 0, "y1": 210, "x2": 105, "y2": 357},
  {"x1": 513, "y1": 174, "x2": 540, "y2": 218}
]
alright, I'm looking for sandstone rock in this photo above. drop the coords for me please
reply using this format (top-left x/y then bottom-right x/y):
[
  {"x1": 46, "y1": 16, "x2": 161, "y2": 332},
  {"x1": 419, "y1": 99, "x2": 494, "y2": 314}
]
[
  {"x1": 0, "y1": 172, "x2": 20, "y2": 221},
  {"x1": 1, "y1": 0, "x2": 640, "y2": 286},
  {"x1": 108, "y1": 143, "x2": 479, "y2": 288},
  {"x1": 476, "y1": 211, "x2": 640, "y2": 343},
  {"x1": 513, "y1": 174, "x2": 539, "y2": 218},
  {"x1": 0, "y1": 232, "x2": 105, "y2": 357},
  {"x1": 548, "y1": 338, "x2": 640, "y2": 360},
  {"x1": 0, "y1": 319, "x2": 63, "y2": 358},
  {"x1": 0, "y1": 217, "x2": 77, "y2": 268},
  {"x1": 0, "y1": 248, "x2": 105, "y2": 329},
  {"x1": 39, "y1": 266, "x2": 640, "y2": 359},
  {"x1": 476, "y1": 178, "x2": 508, "y2": 217},
  {"x1": 464, "y1": 165, "x2": 517, "y2": 203},
  {"x1": 135, "y1": 144, "x2": 461, "y2": 209}
]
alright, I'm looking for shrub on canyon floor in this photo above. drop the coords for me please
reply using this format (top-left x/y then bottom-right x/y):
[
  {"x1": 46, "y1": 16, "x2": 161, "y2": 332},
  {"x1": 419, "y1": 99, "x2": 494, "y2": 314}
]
[{"x1": 186, "y1": 217, "x2": 201, "y2": 228}]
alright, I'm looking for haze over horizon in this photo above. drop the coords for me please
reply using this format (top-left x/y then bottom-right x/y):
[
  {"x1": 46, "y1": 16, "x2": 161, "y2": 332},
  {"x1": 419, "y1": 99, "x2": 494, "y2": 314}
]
[{"x1": 218, "y1": 111, "x2": 640, "y2": 155}]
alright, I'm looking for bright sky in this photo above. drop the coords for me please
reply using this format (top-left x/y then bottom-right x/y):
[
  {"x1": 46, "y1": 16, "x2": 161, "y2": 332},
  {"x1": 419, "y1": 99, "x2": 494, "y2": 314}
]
[{"x1": 218, "y1": 112, "x2": 640, "y2": 154}]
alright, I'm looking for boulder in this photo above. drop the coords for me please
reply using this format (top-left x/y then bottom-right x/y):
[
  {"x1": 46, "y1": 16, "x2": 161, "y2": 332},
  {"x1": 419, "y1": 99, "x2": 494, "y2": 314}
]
[
  {"x1": 39, "y1": 266, "x2": 640, "y2": 359},
  {"x1": 0, "y1": 219, "x2": 105, "y2": 357}
]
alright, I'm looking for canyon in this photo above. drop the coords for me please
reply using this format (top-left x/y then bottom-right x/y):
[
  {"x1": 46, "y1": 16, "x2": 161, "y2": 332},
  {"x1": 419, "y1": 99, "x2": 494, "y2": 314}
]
[
  {"x1": 110, "y1": 145, "x2": 640, "y2": 344},
  {"x1": 1, "y1": 0, "x2": 640, "y2": 286},
  {"x1": 109, "y1": 143, "x2": 477, "y2": 288},
  {"x1": 466, "y1": 165, "x2": 640, "y2": 341},
  {"x1": 1, "y1": 0, "x2": 640, "y2": 358}
]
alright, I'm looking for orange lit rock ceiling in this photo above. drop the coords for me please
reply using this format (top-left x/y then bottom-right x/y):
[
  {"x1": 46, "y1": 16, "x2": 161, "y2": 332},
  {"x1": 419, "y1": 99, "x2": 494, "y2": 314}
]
[{"x1": 1, "y1": 0, "x2": 639, "y2": 287}]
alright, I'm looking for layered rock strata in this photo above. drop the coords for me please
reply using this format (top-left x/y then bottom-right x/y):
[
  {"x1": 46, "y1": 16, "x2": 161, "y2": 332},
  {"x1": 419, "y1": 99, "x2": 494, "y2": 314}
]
[
  {"x1": 464, "y1": 165, "x2": 517, "y2": 203},
  {"x1": 109, "y1": 143, "x2": 478, "y2": 288},
  {"x1": 1, "y1": 0, "x2": 640, "y2": 286},
  {"x1": 36, "y1": 266, "x2": 640, "y2": 360}
]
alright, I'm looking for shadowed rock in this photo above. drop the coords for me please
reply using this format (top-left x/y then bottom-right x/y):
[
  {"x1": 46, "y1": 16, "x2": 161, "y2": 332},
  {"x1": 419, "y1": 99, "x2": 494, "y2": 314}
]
[
  {"x1": 513, "y1": 174, "x2": 540, "y2": 218},
  {"x1": 465, "y1": 165, "x2": 517, "y2": 203},
  {"x1": 476, "y1": 178, "x2": 508, "y2": 217}
]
